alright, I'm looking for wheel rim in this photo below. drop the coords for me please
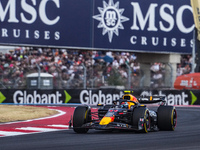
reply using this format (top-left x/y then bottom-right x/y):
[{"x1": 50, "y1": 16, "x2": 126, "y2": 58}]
[
  {"x1": 171, "y1": 109, "x2": 177, "y2": 130},
  {"x1": 144, "y1": 111, "x2": 150, "y2": 132}
]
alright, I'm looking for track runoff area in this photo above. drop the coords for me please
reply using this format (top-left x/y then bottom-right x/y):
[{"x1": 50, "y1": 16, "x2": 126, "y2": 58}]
[{"x1": 0, "y1": 106, "x2": 75, "y2": 137}]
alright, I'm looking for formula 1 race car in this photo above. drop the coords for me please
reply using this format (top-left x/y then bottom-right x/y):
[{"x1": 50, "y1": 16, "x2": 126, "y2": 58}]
[{"x1": 70, "y1": 91, "x2": 177, "y2": 133}]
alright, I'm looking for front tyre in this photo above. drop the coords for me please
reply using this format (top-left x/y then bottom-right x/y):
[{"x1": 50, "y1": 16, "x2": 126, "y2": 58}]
[
  {"x1": 157, "y1": 106, "x2": 177, "y2": 131},
  {"x1": 73, "y1": 106, "x2": 90, "y2": 133},
  {"x1": 132, "y1": 107, "x2": 150, "y2": 133}
]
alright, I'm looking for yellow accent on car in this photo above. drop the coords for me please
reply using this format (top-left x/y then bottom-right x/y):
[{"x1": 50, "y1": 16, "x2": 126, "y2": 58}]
[
  {"x1": 144, "y1": 110, "x2": 148, "y2": 133},
  {"x1": 150, "y1": 96, "x2": 152, "y2": 101},
  {"x1": 171, "y1": 108, "x2": 175, "y2": 131},
  {"x1": 85, "y1": 110, "x2": 88, "y2": 119},
  {"x1": 99, "y1": 117, "x2": 114, "y2": 125},
  {"x1": 124, "y1": 90, "x2": 134, "y2": 94}
]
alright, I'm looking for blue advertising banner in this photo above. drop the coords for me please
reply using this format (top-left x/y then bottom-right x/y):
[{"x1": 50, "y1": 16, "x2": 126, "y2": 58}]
[
  {"x1": 0, "y1": 89, "x2": 199, "y2": 106},
  {"x1": 0, "y1": 0, "x2": 194, "y2": 53}
]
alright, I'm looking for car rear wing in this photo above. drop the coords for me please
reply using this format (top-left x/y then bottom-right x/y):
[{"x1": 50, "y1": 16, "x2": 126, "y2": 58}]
[
  {"x1": 112, "y1": 96, "x2": 166, "y2": 106},
  {"x1": 138, "y1": 96, "x2": 166, "y2": 104}
]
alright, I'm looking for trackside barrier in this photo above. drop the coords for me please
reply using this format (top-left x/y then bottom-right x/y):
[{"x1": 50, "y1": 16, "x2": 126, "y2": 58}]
[{"x1": 0, "y1": 89, "x2": 199, "y2": 105}]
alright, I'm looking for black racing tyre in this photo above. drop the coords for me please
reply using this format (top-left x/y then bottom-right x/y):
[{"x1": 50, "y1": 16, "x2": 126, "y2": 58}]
[
  {"x1": 132, "y1": 106, "x2": 150, "y2": 133},
  {"x1": 73, "y1": 106, "x2": 90, "y2": 133},
  {"x1": 157, "y1": 106, "x2": 177, "y2": 131}
]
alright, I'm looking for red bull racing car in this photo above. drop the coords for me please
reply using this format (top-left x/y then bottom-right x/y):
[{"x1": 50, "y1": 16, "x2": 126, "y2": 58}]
[{"x1": 70, "y1": 91, "x2": 177, "y2": 133}]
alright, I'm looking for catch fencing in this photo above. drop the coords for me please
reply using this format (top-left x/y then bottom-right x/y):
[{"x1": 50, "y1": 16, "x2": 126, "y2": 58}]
[{"x1": 0, "y1": 60, "x2": 173, "y2": 89}]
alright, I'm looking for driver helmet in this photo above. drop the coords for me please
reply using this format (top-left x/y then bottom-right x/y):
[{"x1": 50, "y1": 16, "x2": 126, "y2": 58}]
[
  {"x1": 131, "y1": 96, "x2": 138, "y2": 103},
  {"x1": 121, "y1": 102, "x2": 129, "y2": 108}
]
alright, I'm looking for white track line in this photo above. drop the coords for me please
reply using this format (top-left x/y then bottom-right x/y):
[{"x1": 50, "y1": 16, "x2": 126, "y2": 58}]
[
  {"x1": 0, "y1": 131, "x2": 27, "y2": 136},
  {"x1": 48, "y1": 125, "x2": 69, "y2": 128},
  {"x1": 16, "y1": 127, "x2": 61, "y2": 132},
  {"x1": 0, "y1": 125, "x2": 70, "y2": 137}
]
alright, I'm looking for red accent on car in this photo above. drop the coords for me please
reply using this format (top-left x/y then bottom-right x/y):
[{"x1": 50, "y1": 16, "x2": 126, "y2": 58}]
[{"x1": 110, "y1": 116, "x2": 115, "y2": 122}]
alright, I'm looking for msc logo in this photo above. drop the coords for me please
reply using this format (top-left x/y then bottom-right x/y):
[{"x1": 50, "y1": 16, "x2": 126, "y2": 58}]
[
  {"x1": 93, "y1": 0, "x2": 129, "y2": 43},
  {"x1": 105, "y1": 10, "x2": 118, "y2": 27}
]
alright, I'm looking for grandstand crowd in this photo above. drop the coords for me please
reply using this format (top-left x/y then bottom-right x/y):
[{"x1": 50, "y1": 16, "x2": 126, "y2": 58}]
[{"x1": 0, "y1": 47, "x2": 193, "y2": 89}]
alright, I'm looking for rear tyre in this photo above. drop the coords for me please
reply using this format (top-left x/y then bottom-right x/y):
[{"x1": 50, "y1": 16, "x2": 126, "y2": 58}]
[
  {"x1": 132, "y1": 107, "x2": 150, "y2": 133},
  {"x1": 73, "y1": 106, "x2": 90, "y2": 133},
  {"x1": 157, "y1": 106, "x2": 177, "y2": 131}
]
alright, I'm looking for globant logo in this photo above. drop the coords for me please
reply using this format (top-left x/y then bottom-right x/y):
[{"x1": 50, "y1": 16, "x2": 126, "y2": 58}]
[
  {"x1": 80, "y1": 90, "x2": 124, "y2": 105},
  {"x1": 13, "y1": 90, "x2": 63, "y2": 104}
]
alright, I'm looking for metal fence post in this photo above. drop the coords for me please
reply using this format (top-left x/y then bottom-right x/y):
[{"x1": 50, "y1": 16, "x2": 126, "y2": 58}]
[
  {"x1": 192, "y1": 29, "x2": 196, "y2": 73},
  {"x1": 82, "y1": 64, "x2": 87, "y2": 89},
  {"x1": 126, "y1": 62, "x2": 131, "y2": 89},
  {"x1": 36, "y1": 64, "x2": 41, "y2": 89},
  {"x1": 167, "y1": 63, "x2": 173, "y2": 88}
]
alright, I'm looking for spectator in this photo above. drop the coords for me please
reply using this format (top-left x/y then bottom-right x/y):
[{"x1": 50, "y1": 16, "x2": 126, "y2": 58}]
[
  {"x1": 0, "y1": 46, "x2": 193, "y2": 89},
  {"x1": 151, "y1": 71, "x2": 163, "y2": 88},
  {"x1": 176, "y1": 64, "x2": 184, "y2": 76}
]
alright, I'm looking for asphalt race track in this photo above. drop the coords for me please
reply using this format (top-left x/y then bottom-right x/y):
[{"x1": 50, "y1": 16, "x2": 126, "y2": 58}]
[{"x1": 0, "y1": 107, "x2": 200, "y2": 150}]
